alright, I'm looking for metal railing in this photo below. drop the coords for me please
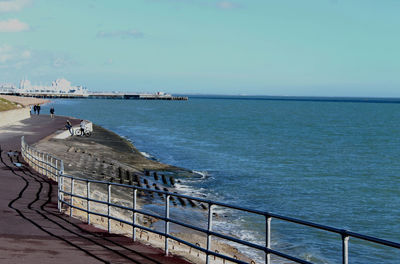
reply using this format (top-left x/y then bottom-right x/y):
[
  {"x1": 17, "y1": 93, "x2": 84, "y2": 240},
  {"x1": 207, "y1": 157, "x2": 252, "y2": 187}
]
[
  {"x1": 20, "y1": 136, "x2": 400, "y2": 264},
  {"x1": 21, "y1": 136, "x2": 65, "y2": 211}
]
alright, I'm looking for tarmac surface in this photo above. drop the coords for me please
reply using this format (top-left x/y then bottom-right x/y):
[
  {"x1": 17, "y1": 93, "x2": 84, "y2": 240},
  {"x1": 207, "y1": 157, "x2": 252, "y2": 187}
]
[{"x1": 0, "y1": 115, "x2": 190, "y2": 264}]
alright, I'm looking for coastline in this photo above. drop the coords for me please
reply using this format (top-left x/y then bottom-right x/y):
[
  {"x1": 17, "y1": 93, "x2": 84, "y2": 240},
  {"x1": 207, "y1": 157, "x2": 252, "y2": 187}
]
[
  {"x1": 0, "y1": 95, "x2": 51, "y2": 127},
  {"x1": 0, "y1": 113, "x2": 193, "y2": 263},
  {"x1": 0, "y1": 94, "x2": 50, "y2": 107},
  {"x1": 33, "y1": 121, "x2": 255, "y2": 264}
]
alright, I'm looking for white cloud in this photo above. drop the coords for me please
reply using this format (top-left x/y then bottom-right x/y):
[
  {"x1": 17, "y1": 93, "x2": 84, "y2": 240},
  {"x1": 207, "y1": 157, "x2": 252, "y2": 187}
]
[
  {"x1": 0, "y1": 44, "x2": 13, "y2": 63},
  {"x1": 217, "y1": 1, "x2": 239, "y2": 9},
  {"x1": 0, "y1": 44, "x2": 78, "y2": 81},
  {"x1": 104, "y1": 58, "x2": 113, "y2": 65},
  {"x1": 97, "y1": 29, "x2": 144, "y2": 39},
  {"x1": 146, "y1": 0, "x2": 242, "y2": 10},
  {"x1": 0, "y1": 18, "x2": 29, "y2": 32},
  {"x1": 0, "y1": 44, "x2": 31, "y2": 65},
  {"x1": 0, "y1": 0, "x2": 31, "y2": 13},
  {"x1": 21, "y1": 50, "x2": 31, "y2": 58}
]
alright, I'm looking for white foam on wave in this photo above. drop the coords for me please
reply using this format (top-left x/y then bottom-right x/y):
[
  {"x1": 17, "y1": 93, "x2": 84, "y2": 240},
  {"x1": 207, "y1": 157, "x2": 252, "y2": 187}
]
[
  {"x1": 174, "y1": 176, "x2": 268, "y2": 263},
  {"x1": 174, "y1": 181, "x2": 208, "y2": 198},
  {"x1": 211, "y1": 216, "x2": 267, "y2": 263},
  {"x1": 140, "y1": 151, "x2": 158, "y2": 161},
  {"x1": 191, "y1": 170, "x2": 209, "y2": 179}
]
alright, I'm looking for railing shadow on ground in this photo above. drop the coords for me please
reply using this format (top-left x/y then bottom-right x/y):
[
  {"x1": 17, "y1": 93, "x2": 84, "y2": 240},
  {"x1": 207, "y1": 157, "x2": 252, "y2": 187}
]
[
  {"x1": 1, "y1": 146, "x2": 174, "y2": 264},
  {"x1": 20, "y1": 136, "x2": 400, "y2": 264}
]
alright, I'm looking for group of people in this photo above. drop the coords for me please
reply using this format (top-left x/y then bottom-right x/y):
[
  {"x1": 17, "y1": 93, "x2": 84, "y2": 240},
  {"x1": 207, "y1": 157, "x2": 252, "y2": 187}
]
[
  {"x1": 30, "y1": 104, "x2": 55, "y2": 118},
  {"x1": 31, "y1": 104, "x2": 41, "y2": 115},
  {"x1": 65, "y1": 119, "x2": 88, "y2": 136}
]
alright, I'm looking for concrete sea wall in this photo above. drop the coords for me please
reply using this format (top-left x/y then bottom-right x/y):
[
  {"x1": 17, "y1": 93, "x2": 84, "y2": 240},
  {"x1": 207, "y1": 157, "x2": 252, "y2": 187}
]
[{"x1": 0, "y1": 107, "x2": 30, "y2": 127}]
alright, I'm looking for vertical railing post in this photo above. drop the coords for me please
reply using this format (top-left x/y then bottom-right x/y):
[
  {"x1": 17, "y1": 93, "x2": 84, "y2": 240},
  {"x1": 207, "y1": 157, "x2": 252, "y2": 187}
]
[
  {"x1": 165, "y1": 194, "x2": 170, "y2": 256},
  {"x1": 108, "y1": 183, "x2": 111, "y2": 233},
  {"x1": 87, "y1": 181, "x2": 91, "y2": 224},
  {"x1": 33, "y1": 149, "x2": 35, "y2": 170},
  {"x1": 206, "y1": 203, "x2": 213, "y2": 264},
  {"x1": 59, "y1": 160, "x2": 64, "y2": 211},
  {"x1": 40, "y1": 152, "x2": 44, "y2": 174},
  {"x1": 43, "y1": 153, "x2": 46, "y2": 175},
  {"x1": 342, "y1": 234, "x2": 349, "y2": 264},
  {"x1": 265, "y1": 215, "x2": 272, "y2": 264},
  {"x1": 70, "y1": 178, "x2": 74, "y2": 217},
  {"x1": 46, "y1": 154, "x2": 49, "y2": 177},
  {"x1": 50, "y1": 156, "x2": 53, "y2": 179},
  {"x1": 57, "y1": 173, "x2": 61, "y2": 211},
  {"x1": 34, "y1": 150, "x2": 37, "y2": 171},
  {"x1": 132, "y1": 188, "x2": 137, "y2": 241},
  {"x1": 60, "y1": 159, "x2": 64, "y2": 174},
  {"x1": 39, "y1": 152, "x2": 42, "y2": 173}
]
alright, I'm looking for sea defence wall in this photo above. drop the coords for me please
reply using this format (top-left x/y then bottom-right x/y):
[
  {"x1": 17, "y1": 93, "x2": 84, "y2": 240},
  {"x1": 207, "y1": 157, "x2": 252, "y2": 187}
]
[
  {"x1": 0, "y1": 107, "x2": 30, "y2": 127},
  {"x1": 19, "y1": 134, "x2": 400, "y2": 264}
]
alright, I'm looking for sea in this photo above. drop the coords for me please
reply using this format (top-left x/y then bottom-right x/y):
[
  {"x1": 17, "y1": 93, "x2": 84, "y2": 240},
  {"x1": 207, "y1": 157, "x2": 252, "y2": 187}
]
[{"x1": 42, "y1": 96, "x2": 400, "y2": 264}]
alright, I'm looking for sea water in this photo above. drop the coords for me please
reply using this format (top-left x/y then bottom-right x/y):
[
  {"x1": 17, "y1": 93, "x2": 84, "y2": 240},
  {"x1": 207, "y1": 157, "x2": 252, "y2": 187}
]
[{"x1": 43, "y1": 97, "x2": 400, "y2": 263}]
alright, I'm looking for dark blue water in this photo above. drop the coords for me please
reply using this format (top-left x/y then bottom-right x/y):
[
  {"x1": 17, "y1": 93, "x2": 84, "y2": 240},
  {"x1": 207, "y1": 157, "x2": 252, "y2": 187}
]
[{"x1": 43, "y1": 97, "x2": 400, "y2": 263}]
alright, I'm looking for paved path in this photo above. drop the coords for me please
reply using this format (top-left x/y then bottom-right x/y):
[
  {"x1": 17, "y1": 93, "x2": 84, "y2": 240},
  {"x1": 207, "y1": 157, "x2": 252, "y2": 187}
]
[{"x1": 0, "y1": 115, "x2": 189, "y2": 264}]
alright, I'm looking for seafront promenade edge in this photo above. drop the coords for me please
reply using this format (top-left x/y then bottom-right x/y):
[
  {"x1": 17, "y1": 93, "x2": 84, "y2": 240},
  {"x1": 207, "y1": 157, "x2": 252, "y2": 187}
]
[
  {"x1": 0, "y1": 114, "x2": 190, "y2": 264},
  {"x1": 2, "y1": 109, "x2": 400, "y2": 264},
  {"x1": 17, "y1": 119, "x2": 400, "y2": 264}
]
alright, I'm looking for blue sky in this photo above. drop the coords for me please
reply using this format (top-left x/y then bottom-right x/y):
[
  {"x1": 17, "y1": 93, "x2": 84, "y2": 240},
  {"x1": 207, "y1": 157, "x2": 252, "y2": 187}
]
[{"x1": 0, "y1": 0, "x2": 399, "y2": 96}]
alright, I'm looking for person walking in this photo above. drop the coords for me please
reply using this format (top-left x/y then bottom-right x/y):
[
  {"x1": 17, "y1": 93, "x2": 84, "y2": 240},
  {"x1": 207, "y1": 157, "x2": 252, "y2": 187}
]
[
  {"x1": 37, "y1": 104, "x2": 41, "y2": 115},
  {"x1": 65, "y1": 120, "x2": 73, "y2": 135},
  {"x1": 79, "y1": 120, "x2": 86, "y2": 136},
  {"x1": 50, "y1": 107, "x2": 55, "y2": 118},
  {"x1": 33, "y1": 104, "x2": 37, "y2": 115}
]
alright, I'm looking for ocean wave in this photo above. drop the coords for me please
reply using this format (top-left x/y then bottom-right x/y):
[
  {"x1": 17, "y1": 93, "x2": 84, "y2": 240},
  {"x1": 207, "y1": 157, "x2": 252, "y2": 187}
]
[
  {"x1": 174, "y1": 182, "x2": 208, "y2": 198},
  {"x1": 140, "y1": 151, "x2": 158, "y2": 161},
  {"x1": 191, "y1": 170, "x2": 209, "y2": 179}
]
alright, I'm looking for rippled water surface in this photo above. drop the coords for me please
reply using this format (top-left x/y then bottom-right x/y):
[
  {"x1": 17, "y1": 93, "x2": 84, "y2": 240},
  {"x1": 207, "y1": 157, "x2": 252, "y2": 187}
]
[{"x1": 43, "y1": 97, "x2": 400, "y2": 263}]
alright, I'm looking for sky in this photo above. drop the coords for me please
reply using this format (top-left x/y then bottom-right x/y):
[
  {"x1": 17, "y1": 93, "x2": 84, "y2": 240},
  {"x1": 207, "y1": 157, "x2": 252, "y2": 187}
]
[{"x1": 0, "y1": 0, "x2": 399, "y2": 96}]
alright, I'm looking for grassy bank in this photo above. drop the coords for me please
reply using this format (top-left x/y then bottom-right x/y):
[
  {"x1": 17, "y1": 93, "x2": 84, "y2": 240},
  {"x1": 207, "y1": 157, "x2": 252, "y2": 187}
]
[{"x1": 0, "y1": 97, "x2": 21, "y2": 112}]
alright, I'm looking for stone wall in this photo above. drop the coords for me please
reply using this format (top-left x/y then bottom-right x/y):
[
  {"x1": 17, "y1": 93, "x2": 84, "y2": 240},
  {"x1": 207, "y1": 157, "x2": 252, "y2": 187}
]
[{"x1": 0, "y1": 107, "x2": 30, "y2": 127}]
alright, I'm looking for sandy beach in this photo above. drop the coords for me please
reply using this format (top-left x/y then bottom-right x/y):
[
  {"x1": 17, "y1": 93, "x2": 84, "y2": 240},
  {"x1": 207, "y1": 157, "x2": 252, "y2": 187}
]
[{"x1": 0, "y1": 95, "x2": 50, "y2": 107}]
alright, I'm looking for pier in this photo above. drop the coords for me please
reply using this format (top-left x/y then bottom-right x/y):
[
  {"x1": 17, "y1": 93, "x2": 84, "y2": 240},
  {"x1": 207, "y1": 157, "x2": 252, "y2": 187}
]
[
  {"x1": 88, "y1": 92, "x2": 188, "y2": 100},
  {"x1": 0, "y1": 92, "x2": 188, "y2": 100},
  {"x1": 1, "y1": 78, "x2": 188, "y2": 100}
]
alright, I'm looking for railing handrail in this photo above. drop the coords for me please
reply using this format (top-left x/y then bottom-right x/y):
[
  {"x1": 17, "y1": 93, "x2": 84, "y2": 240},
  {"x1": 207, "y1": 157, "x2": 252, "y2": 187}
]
[
  {"x1": 20, "y1": 136, "x2": 400, "y2": 264},
  {"x1": 56, "y1": 167, "x2": 400, "y2": 250}
]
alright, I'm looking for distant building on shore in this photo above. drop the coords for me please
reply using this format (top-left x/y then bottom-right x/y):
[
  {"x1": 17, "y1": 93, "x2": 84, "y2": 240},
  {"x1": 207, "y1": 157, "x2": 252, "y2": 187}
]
[
  {"x1": 0, "y1": 79, "x2": 188, "y2": 100},
  {"x1": 0, "y1": 78, "x2": 87, "y2": 96},
  {"x1": 0, "y1": 83, "x2": 17, "y2": 93},
  {"x1": 18, "y1": 78, "x2": 88, "y2": 95}
]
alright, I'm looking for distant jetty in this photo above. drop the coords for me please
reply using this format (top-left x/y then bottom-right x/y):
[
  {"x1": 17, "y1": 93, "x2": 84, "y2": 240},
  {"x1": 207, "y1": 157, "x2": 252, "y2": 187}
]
[
  {"x1": 88, "y1": 92, "x2": 188, "y2": 100},
  {"x1": 0, "y1": 78, "x2": 188, "y2": 101}
]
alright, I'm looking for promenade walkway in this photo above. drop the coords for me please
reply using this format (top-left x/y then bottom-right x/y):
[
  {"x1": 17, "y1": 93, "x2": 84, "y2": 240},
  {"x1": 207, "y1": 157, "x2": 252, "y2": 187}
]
[{"x1": 0, "y1": 115, "x2": 189, "y2": 264}]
